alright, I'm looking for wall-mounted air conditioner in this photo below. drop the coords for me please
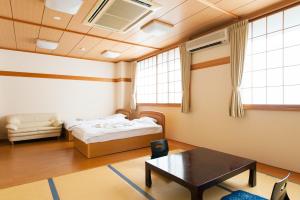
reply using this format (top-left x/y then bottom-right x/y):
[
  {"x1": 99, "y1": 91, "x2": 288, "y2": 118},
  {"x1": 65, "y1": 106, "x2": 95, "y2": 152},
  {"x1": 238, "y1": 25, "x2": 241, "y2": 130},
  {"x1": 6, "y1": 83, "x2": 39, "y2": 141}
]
[
  {"x1": 186, "y1": 29, "x2": 228, "y2": 52},
  {"x1": 84, "y1": 0, "x2": 161, "y2": 33}
]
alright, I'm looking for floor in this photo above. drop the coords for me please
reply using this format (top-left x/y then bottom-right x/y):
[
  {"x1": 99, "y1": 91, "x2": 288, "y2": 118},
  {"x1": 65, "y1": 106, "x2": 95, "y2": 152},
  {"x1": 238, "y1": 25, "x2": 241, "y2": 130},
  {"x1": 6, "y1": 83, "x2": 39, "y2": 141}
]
[{"x1": 0, "y1": 138, "x2": 299, "y2": 189}]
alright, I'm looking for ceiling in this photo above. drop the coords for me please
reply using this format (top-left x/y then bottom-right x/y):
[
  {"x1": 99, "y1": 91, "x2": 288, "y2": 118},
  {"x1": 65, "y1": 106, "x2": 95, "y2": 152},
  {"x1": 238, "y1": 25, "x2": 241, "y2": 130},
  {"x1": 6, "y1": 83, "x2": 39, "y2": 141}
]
[{"x1": 0, "y1": 0, "x2": 296, "y2": 62}]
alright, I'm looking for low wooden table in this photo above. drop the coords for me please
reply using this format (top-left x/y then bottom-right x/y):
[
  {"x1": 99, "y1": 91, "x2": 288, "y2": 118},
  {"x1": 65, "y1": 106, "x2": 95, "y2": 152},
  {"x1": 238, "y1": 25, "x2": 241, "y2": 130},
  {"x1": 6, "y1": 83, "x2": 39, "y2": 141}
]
[{"x1": 145, "y1": 147, "x2": 256, "y2": 200}]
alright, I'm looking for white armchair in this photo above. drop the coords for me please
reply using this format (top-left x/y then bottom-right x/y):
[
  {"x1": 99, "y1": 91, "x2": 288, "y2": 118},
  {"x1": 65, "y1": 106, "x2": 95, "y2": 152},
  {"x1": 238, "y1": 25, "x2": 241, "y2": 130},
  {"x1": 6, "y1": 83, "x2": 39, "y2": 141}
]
[{"x1": 6, "y1": 113, "x2": 62, "y2": 144}]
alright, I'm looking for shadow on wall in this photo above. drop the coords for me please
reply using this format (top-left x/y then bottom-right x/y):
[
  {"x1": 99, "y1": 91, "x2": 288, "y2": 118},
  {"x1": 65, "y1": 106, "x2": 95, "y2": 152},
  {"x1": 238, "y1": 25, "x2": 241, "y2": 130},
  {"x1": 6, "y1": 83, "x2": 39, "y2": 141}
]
[{"x1": 0, "y1": 116, "x2": 7, "y2": 139}]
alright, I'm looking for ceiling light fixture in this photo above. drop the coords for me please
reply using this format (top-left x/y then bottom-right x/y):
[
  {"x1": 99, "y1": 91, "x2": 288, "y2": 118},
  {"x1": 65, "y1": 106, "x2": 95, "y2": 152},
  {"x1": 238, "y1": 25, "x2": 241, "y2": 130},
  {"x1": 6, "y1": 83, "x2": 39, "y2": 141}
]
[
  {"x1": 101, "y1": 50, "x2": 121, "y2": 58},
  {"x1": 141, "y1": 20, "x2": 174, "y2": 36},
  {"x1": 36, "y1": 39, "x2": 59, "y2": 50},
  {"x1": 53, "y1": 16, "x2": 61, "y2": 20},
  {"x1": 45, "y1": 0, "x2": 83, "y2": 15}
]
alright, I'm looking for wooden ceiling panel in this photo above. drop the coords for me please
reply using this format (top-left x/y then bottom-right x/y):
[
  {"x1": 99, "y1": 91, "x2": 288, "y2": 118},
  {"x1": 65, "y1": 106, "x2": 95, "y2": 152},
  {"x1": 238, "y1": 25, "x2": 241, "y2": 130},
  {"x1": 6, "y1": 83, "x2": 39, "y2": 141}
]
[
  {"x1": 14, "y1": 22, "x2": 39, "y2": 51},
  {"x1": 0, "y1": 19, "x2": 16, "y2": 48},
  {"x1": 159, "y1": 0, "x2": 208, "y2": 25},
  {"x1": 142, "y1": 8, "x2": 222, "y2": 46},
  {"x1": 42, "y1": 8, "x2": 72, "y2": 29},
  {"x1": 52, "y1": 32, "x2": 84, "y2": 56},
  {"x1": 66, "y1": 0, "x2": 98, "y2": 33},
  {"x1": 0, "y1": 0, "x2": 12, "y2": 18},
  {"x1": 84, "y1": 40, "x2": 118, "y2": 59},
  {"x1": 110, "y1": 43, "x2": 133, "y2": 53},
  {"x1": 215, "y1": 0, "x2": 256, "y2": 11},
  {"x1": 38, "y1": 27, "x2": 63, "y2": 41},
  {"x1": 88, "y1": 27, "x2": 113, "y2": 37},
  {"x1": 68, "y1": 36, "x2": 102, "y2": 57},
  {"x1": 233, "y1": 0, "x2": 284, "y2": 17},
  {"x1": 10, "y1": 0, "x2": 44, "y2": 23}
]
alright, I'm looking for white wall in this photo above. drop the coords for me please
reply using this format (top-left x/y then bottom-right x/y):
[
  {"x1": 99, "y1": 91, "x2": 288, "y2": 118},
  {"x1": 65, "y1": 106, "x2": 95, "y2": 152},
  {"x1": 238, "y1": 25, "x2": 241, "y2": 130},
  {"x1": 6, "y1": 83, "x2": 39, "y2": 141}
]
[
  {"x1": 138, "y1": 44, "x2": 300, "y2": 173},
  {"x1": 0, "y1": 50, "x2": 118, "y2": 139}
]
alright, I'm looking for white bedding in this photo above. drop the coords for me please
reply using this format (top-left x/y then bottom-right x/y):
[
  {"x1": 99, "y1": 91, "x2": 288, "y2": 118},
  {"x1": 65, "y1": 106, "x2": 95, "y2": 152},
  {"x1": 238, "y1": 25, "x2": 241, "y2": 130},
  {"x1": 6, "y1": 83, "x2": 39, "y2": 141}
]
[
  {"x1": 72, "y1": 117, "x2": 162, "y2": 144},
  {"x1": 64, "y1": 114, "x2": 127, "y2": 131}
]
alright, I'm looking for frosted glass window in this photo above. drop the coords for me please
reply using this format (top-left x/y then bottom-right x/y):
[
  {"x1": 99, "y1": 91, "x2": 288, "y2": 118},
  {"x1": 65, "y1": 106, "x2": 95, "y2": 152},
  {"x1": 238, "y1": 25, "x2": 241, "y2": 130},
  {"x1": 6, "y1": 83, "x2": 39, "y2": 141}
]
[
  {"x1": 284, "y1": 65, "x2": 300, "y2": 85},
  {"x1": 241, "y1": 72, "x2": 251, "y2": 88},
  {"x1": 284, "y1": 5, "x2": 300, "y2": 28},
  {"x1": 267, "y1": 31, "x2": 283, "y2": 51},
  {"x1": 284, "y1": 26, "x2": 300, "y2": 47},
  {"x1": 242, "y1": 5, "x2": 300, "y2": 105},
  {"x1": 267, "y1": 12, "x2": 283, "y2": 33},
  {"x1": 267, "y1": 50, "x2": 283, "y2": 69},
  {"x1": 267, "y1": 68, "x2": 283, "y2": 86},
  {"x1": 252, "y1": 70, "x2": 266, "y2": 87},
  {"x1": 241, "y1": 88, "x2": 252, "y2": 104},
  {"x1": 252, "y1": 53, "x2": 266, "y2": 70},
  {"x1": 284, "y1": 85, "x2": 300, "y2": 104},
  {"x1": 252, "y1": 36, "x2": 266, "y2": 53},
  {"x1": 253, "y1": 88, "x2": 266, "y2": 104},
  {"x1": 267, "y1": 87, "x2": 283, "y2": 104},
  {"x1": 284, "y1": 46, "x2": 300, "y2": 66},
  {"x1": 253, "y1": 18, "x2": 266, "y2": 37},
  {"x1": 137, "y1": 47, "x2": 182, "y2": 104}
]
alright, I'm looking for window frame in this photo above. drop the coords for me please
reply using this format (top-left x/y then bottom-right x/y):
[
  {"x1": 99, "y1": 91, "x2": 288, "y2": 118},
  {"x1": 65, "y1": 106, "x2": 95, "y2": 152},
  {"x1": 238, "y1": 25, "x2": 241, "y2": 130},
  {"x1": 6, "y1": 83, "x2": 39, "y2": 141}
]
[
  {"x1": 242, "y1": 3, "x2": 300, "y2": 111},
  {"x1": 136, "y1": 47, "x2": 182, "y2": 106}
]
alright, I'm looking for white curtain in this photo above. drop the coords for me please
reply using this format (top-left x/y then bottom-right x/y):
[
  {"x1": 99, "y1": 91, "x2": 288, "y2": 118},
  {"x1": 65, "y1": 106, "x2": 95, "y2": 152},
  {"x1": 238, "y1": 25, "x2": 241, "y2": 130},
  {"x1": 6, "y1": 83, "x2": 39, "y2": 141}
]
[
  {"x1": 130, "y1": 61, "x2": 138, "y2": 111},
  {"x1": 179, "y1": 43, "x2": 192, "y2": 113},
  {"x1": 228, "y1": 20, "x2": 249, "y2": 118}
]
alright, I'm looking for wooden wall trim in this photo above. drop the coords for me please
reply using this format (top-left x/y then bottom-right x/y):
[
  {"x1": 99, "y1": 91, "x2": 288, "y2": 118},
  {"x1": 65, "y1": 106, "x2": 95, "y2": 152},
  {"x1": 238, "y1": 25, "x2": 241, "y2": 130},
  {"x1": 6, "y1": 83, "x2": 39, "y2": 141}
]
[
  {"x1": 243, "y1": 104, "x2": 300, "y2": 111},
  {"x1": 0, "y1": 71, "x2": 131, "y2": 83},
  {"x1": 191, "y1": 56, "x2": 230, "y2": 70}
]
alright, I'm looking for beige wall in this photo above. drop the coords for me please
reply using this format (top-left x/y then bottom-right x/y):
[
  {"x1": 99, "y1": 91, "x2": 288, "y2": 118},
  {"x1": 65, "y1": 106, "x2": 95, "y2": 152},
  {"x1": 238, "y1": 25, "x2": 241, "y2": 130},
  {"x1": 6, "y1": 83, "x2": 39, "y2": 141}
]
[
  {"x1": 0, "y1": 49, "x2": 119, "y2": 139},
  {"x1": 138, "y1": 44, "x2": 300, "y2": 173},
  {"x1": 115, "y1": 61, "x2": 131, "y2": 109}
]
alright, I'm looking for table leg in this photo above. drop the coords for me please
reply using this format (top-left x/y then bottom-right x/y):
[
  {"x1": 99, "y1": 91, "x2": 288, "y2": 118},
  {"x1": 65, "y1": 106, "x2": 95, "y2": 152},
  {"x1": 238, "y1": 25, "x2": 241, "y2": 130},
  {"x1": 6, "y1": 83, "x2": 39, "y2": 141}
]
[
  {"x1": 190, "y1": 188, "x2": 203, "y2": 200},
  {"x1": 249, "y1": 164, "x2": 257, "y2": 187},
  {"x1": 145, "y1": 164, "x2": 152, "y2": 187}
]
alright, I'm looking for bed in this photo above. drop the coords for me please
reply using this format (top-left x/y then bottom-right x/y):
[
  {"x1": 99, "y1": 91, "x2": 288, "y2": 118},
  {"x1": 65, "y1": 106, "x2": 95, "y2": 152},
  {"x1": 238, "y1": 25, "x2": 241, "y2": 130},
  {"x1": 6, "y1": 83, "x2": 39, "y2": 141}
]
[
  {"x1": 72, "y1": 110, "x2": 165, "y2": 158},
  {"x1": 63, "y1": 109, "x2": 131, "y2": 141}
]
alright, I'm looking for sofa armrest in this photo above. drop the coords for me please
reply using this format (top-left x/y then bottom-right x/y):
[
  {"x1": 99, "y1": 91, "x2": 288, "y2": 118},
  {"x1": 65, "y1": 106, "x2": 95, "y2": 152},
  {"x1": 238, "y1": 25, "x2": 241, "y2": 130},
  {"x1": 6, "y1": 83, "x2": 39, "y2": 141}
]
[
  {"x1": 51, "y1": 120, "x2": 63, "y2": 127},
  {"x1": 6, "y1": 124, "x2": 18, "y2": 131}
]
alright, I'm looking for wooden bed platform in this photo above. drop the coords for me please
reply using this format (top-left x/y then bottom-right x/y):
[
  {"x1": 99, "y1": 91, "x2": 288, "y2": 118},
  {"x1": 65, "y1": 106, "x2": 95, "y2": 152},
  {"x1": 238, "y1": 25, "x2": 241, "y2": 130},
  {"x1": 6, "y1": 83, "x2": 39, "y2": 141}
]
[{"x1": 73, "y1": 110, "x2": 165, "y2": 158}]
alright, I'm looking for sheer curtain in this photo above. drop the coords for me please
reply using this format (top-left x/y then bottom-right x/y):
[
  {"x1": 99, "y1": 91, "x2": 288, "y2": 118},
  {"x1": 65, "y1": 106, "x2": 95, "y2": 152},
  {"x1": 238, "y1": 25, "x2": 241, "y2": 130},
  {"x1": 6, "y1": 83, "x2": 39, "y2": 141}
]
[
  {"x1": 179, "y1": 43, "x2": 192, "y2": 113},
  {"x1": 228, "y1": 20, "x2": 249, "y2": 118},
  {"x1": 130, "y1": 61, "x2": 137, "y2": 111}
]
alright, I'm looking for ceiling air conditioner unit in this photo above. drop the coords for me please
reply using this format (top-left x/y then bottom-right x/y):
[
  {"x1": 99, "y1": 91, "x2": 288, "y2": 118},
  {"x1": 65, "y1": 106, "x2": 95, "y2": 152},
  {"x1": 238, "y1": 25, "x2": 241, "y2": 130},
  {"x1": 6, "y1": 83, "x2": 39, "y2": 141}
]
[
  {"x1": 186, "y1": 28, "x2": 228, "y2": 52},
  {"x1": 84, "y1": 0, "x2": 161, "y2": 32}
]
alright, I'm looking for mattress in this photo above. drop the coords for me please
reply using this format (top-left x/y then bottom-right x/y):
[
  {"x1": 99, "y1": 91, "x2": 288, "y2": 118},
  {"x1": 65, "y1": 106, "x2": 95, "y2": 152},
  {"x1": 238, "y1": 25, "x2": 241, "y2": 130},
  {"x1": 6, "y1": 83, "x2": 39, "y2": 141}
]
[{"x1": 72, "y1": 118, "x2": 162, "y2": 144}]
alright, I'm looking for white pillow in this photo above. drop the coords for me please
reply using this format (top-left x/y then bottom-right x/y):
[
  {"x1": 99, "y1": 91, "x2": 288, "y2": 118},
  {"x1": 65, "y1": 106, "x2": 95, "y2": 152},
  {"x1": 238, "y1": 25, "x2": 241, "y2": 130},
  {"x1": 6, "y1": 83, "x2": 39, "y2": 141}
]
[
  {"x1": 6, "y1": 124, "x2": 18, "y2": 131},
  {"x1": 7, "y1": 117, "x2": 20, "y2": 125},
  {"x1": 139, "y1": 117, "x2": 157, "y2": 123},
  {"x1": 109, "y1": 113, "x2": 127, "y2": 119}
]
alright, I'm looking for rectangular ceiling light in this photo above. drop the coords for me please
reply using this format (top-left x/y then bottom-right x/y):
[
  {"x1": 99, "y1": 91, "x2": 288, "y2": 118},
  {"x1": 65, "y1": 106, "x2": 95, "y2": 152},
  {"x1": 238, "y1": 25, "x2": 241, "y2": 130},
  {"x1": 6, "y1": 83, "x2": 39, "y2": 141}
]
[
  {"x1": 36, "y1": 39, "x2": 59, "y2": 50},
  {"x1": 45, "y1": 0, "x2": 83, "y2": 15},
  {"x1": 141, "y1": 20, "x2": 173, "y2": 36},
  {"x1": 101, "y1": 50, "x2": 121, "y2": 58}
]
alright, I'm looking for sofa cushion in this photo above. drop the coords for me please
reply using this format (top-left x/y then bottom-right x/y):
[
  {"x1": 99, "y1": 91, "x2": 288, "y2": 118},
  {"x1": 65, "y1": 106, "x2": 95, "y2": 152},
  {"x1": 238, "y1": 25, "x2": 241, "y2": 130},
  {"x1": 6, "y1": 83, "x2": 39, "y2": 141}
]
[
  {"x1": 18, "y1": 121, "x2": 52, "y2": 129},
  {"x1": 7, "y1": 113, "x2": 58, "y2": 123},
  {"x1": 9, "y1": 126, "x2": 62, "y2": 134},
  {"x1": 6, "y1": 124, "x2": 18, "y2": 130}
]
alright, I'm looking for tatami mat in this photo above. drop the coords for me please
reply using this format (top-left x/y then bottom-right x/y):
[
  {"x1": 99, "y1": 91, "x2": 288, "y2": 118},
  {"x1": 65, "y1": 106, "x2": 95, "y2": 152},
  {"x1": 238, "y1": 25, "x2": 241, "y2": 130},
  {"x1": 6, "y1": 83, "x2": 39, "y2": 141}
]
[
  {"x1": 111, "y1": 154, "x2": 231, "y2": 200},
  {"x1": 0, "y1": 180, "x2": 53, "y2": 200},
  {"x1": 53, "y1": 166, "x2": 147, "y2": 200},
  {"x1": 1, "y1": 150, "x2": 300, "y2": 200}
]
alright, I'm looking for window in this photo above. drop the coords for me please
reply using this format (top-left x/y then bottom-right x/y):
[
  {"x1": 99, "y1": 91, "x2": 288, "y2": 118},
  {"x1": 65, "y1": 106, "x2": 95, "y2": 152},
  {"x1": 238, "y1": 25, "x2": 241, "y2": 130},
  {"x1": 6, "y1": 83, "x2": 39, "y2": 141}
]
[
  {"x1": 241, "y1": 5, "x2": 300, "y2": 105},
  {"x1": 136, "y1": 47, "x2": 182, "y2": 104}
]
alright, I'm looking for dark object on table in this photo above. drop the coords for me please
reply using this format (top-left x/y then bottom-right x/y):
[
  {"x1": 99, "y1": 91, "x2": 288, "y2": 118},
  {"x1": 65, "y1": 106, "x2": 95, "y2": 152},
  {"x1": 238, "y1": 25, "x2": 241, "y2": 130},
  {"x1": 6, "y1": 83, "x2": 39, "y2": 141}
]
[{"x1": 150, "y1": 139, "x2": 169, "y2": 159}]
